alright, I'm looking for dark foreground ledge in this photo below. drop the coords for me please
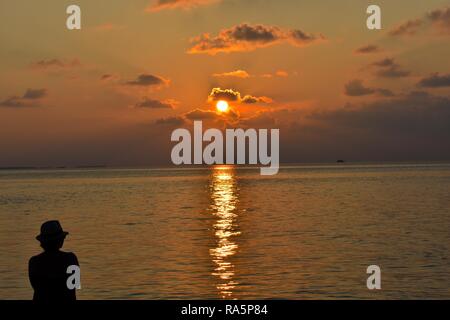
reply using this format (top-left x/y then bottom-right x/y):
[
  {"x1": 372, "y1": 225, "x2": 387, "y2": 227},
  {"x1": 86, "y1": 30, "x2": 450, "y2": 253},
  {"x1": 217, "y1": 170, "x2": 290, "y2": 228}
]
[{"x1": 0, "y1": 300, "x2": 447, "y2": 319}]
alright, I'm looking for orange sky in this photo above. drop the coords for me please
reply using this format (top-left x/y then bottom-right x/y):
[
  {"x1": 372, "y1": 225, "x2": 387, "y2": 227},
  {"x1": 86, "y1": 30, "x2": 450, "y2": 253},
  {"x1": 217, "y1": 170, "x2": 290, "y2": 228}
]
[{"x1": 0, "y1": 0, "x2": 449, "y2": 166}]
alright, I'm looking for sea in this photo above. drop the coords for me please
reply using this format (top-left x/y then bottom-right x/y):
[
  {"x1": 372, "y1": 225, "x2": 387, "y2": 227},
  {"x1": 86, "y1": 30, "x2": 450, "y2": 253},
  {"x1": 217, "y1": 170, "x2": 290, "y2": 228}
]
[{"x1": 0, "y1": 163, "x2": 449, "y2": 299}]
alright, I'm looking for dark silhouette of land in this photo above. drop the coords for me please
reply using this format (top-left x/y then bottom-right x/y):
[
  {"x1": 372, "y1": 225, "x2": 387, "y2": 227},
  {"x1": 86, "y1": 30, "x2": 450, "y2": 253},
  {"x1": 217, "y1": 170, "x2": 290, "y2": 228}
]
[{"x1": 29, "y1": 220, "x2": 79, "y2": 301}]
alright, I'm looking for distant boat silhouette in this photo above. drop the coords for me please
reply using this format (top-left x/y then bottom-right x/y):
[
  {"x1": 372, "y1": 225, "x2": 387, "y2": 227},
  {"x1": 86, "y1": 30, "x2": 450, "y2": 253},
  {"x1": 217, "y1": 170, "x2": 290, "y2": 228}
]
[{"x1": 336, "y1": 160, "x2": 345, "y2": 163}]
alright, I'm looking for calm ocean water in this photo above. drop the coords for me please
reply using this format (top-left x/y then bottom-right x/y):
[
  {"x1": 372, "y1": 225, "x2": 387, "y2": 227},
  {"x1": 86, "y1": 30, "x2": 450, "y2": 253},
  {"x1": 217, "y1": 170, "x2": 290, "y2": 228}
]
[{"x1": 0, "y1": 164, "x2": 449, "y2": 299}]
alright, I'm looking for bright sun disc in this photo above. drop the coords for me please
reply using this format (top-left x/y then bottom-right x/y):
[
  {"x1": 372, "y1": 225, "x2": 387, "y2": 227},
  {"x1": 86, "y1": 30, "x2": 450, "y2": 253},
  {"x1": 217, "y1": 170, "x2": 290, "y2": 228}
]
[{"x1": 216, "y1": 100, "x2": 229, "y2": 112}]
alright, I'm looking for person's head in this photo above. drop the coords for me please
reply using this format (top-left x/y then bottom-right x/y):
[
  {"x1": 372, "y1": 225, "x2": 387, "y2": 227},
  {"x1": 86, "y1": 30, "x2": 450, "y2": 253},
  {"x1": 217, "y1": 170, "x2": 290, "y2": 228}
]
[
  {"x1": 40, "y1": 237, "x2": 65, "y2": 251},
  {"x1": 36, "y1": 220, "x2": 69, "y2": 252}
]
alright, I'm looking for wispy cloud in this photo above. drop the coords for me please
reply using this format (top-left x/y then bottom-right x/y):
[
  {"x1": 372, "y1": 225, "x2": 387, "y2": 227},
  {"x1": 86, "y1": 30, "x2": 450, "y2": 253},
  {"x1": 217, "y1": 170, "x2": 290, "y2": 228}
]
[
  {"x1": 100, "y1": 74, "x2": 120, "y2": 81},
  {"x1": 213, "y1": 70, "x2": 250, "y2": 78},
  {"x1": 388, "y1": 6, "x2": 450, "y2": 36},
  {"x1": 30, "y1": 58, "x2": 81, "y2": 70},
  {"x1": 146, "y1": 0, "x2": 219, "y2": 12},
  {"x1": 213, "y1": 69, "x2": 291, "y2": 79},
  {"x1": 354, "y1": 44, "x2": 381, "y2": 55},
  {"x1": 389, "y1": 19, "x2": 423, "y2": 36},
  {"x1": 261, "y1": 70, "x2": 292, "y2": 78},
  {"x1": 275, "y1": 70, "x2": 289, "y2": 77}
]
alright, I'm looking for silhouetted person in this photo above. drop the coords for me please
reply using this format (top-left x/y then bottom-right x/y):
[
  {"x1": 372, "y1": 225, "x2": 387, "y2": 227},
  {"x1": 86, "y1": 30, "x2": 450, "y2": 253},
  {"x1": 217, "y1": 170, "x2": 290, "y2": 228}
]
[{"x1": 29, "y1": 220, "x2": 79, "y2": 301}]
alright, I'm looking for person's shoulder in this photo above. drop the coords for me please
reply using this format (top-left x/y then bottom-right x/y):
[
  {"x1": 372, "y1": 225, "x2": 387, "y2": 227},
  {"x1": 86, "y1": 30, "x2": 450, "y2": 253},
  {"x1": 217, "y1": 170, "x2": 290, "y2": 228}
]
[
  {"x1": 61, "y1": 251, "x2": 79, "y2": 264},
  {"x1": 29, "y1": 252, "x2": 45, "y2": 263},
  {"x1": 62, "y1": 251, "x2": 77, "y2": 257}
]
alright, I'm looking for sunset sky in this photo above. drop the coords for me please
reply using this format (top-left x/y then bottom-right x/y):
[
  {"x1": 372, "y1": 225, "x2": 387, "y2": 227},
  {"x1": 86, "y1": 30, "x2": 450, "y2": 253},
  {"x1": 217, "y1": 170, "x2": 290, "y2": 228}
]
[{"x1": 0, "y1": 0, "x2": 449, "y2": 166}]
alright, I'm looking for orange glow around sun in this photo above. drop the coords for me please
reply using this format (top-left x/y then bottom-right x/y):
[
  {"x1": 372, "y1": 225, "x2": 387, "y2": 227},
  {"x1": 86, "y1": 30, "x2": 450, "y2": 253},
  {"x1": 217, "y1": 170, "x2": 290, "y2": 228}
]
[{"x1": 216, "y1": 100, "x2": 229, "y2": 113}]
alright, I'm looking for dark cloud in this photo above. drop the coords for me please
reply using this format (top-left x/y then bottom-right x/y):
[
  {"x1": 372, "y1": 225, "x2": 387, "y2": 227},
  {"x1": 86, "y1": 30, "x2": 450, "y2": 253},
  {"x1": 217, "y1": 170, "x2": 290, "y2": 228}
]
[
  {"x1": 388, "y1": 19, "x2": 423, "y2": 36},
  {"x1": 154, "y1": 116, "x2": 187, "y2": 126},
  {"x1": 125, "y1": 74, "x2": 168, "y2": 87},
  {"x1": 100, "y1": 74, "x2": 121, "y2": 83},
  {"x1": 354, "y1": 44, "x2": 381, "y2": 54},
  {"x1": 289, "y1": 29, "x2": 319, "y2": 43},
  {"x1": 310, "y1": 91, "x2": 450, "y2": 137},
  {"x1": 377, "y1": 67, "x2": 410, "y2": 78},
  {"x1": 239, "y1": 112, "x2": 277, "y2": 128},
  {"x1": 3, "y1": 91, "x2": 450, "y2": 165},
  {"x1": 135, "y1": 98, "x2": 174, "y2": 109},
  {"x1": 23, "y1": 88, "x2": 47, "y2": 99},
  {"x1": 0, "y1": 96, "x2": 25, "y2": 108},
  {"x1": 184, "y1": 108, "x2": 218, "y2": 120},
  {"x1": 241, "y1": 95, "x2": 272, "y2": 104},
  {"x1": 418, "y1": 73, "x2": 450, "y2": 88},
  {"x1": 345, "y1": 80, "x2": 394, "y2": 97},
  {"x1": 241, "y1": 95, "x2": 261, "y2": 104},
  {"x1": 230, "y1": 24, "x2": 278, "y2": 42},
  {"x1": 0, "y1": 88, "x2": 47, "y2": 108},
  {"x1": 182, "y1": 108, "x2": 241, "y2": 127},
  {"x1": 376, "y1": 88, "x2": 395, "y2": 97},
  {"x1": 427, "y1": 6, "x2": 450, "y2": 33},
  {"x1": 188, "y1": 23, "x2": 324, "y2": 55},
  {"x1": 273, "y1": 92, "x2": 450, "y2": 162},
  {"x1": 345, "y1": 80, "x2": 375, "y2": 96},
  {"x1": 371, "y1": 58, "x2": 410, "y2": 78},
  {"x1": 371, "y1": 58, "x2": 395, "y2": 67},
  {"x1": 173, "y1": 91, "x2": 450, "y2": 162},
  {"x1": 101, "y1": 74, "x2": 114, "y2": 80}
]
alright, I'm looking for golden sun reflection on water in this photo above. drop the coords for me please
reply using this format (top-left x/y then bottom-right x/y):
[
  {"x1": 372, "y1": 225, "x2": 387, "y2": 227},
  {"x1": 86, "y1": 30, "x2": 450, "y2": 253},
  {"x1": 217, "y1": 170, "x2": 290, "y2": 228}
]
[{"x1": 208, "y1": 166, "x2": 241, "y2": 299}]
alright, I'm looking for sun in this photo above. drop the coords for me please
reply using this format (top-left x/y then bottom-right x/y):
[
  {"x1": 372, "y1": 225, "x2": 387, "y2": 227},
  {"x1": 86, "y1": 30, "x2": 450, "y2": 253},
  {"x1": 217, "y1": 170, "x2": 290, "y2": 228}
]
[{"x1": 216, "y1": 100, "x2": 229, "y2": 112}]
